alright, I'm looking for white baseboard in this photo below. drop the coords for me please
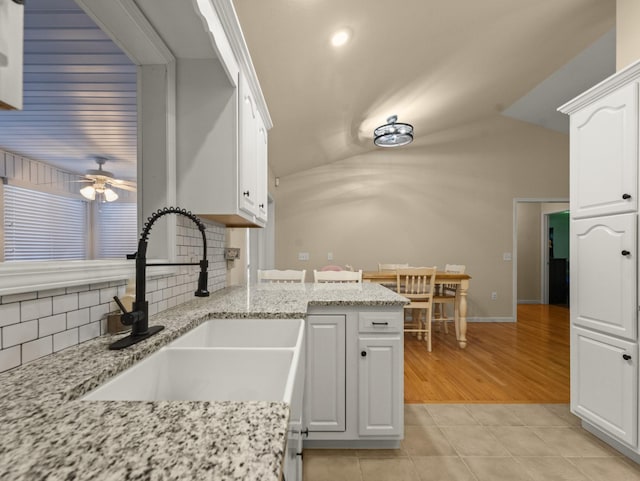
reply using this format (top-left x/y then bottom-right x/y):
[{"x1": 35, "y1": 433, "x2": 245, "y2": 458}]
[{"x1": 517, "y1": 299, "x2": 542, "y2": 304}]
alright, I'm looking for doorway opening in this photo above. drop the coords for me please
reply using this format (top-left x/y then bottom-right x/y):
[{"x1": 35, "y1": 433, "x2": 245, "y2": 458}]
[
  {"x1": 513, "y1": 198, "x2": 569, "y2": 316},
  {"x1": 545, "y1": 210, "x2": 570, "y2": 306}
]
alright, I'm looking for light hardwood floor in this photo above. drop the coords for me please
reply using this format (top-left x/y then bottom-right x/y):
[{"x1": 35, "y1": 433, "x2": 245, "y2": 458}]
[{"x1": 404, "y1": 304, "x2": 570, "y2": 403}]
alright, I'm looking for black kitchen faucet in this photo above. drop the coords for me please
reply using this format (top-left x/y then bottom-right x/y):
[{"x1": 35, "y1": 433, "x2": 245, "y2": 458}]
[{"x1": 110, "y1": 207, "x2": 210, "y2": 350}]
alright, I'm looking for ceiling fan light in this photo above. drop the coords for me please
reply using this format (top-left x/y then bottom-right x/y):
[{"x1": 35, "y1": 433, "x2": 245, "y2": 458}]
[
  {"x1": 103, "y1": 188, "x2": 119, "y2": 202},
  {"x1": 374, "y1": 115, "x2": 414, "y2": 147},
  {"x1": 80, "y1": 185, "x2": 96, "y2": 200}
]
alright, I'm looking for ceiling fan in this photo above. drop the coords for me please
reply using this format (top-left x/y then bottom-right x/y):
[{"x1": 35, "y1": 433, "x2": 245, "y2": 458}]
[{"x1": 79, "y1": 157, "x2": 136, "y2": 202}]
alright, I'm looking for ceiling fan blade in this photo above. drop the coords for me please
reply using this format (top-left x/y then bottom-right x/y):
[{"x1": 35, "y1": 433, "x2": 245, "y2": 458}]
[
  {"x1": 111, "y1": 179, "x2": 137, "y2": 187},
  {"x1": 111, "y1": 183, "x2": 137, "y2": 192}
]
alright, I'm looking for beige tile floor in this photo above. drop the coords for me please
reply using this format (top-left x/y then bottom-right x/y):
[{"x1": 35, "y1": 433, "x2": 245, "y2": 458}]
[{"x1": 303, "y1": 404, "x2": 640, "y2": 481}]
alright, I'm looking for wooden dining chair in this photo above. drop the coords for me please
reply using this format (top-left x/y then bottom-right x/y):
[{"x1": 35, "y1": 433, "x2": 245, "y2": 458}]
[
  {"x1": 396, "y1": 267, "x2": 437, "y2": 351},
  {"x1": 433, "y1": 264, "x2": 466, "y2": 335},
  {"x1": 313, "y1": 269, "x2": 362, "y2": 283},
  {"x1": 257, "y1": 269, "x2": 306, "y2": 283}
]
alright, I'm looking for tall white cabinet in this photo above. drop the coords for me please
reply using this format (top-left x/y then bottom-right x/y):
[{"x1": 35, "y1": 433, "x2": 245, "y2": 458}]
[{"x1": 559, "y1": 60, "x2": 640, "y2": 457}]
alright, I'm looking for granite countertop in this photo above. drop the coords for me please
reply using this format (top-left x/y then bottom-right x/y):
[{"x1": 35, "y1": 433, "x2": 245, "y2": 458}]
[{"x1": 0, "y1": 283, "x2": 406, "y2": 481}]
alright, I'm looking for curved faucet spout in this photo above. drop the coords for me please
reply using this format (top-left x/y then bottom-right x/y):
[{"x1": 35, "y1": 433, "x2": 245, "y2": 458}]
[{"x1": 109, "y1": 207, "x2": 210, "y2": 350}]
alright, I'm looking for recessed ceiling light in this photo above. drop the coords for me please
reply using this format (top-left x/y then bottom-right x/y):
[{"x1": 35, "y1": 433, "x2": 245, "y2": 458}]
[{"x1": 331, "y1": 28, "x2": 351, "y2": 47}]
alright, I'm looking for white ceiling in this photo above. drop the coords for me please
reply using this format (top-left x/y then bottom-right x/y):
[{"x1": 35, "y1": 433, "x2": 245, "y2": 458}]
[{"x1": 0, "y1": 0, "x2": 617, "y2": 182}]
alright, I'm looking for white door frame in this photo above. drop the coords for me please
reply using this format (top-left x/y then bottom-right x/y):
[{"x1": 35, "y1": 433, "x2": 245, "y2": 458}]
[{"x1": 512, "y1": 198, "x2": 569, "y2": 320}]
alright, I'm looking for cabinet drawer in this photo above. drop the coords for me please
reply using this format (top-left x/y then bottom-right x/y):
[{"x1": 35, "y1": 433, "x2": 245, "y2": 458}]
[{"x1": 359, "y1": 311, "x2": 403, "y2": 333}]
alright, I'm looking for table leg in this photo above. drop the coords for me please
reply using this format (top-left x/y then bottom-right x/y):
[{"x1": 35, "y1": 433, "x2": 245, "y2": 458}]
[{"x1": 456, "y1": 280, "x2": 469, "y2": 349}]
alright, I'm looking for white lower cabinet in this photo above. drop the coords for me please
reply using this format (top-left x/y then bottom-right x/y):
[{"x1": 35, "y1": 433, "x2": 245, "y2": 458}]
[
  {"x1": 304, "y1": 307, "x2": 404, "y2": 447},
  {"x1": 572, "y1": 326, "x2": 638, "y2": 446},
  {"x1": 283, "y1": 326, "x2": 306, "y2": 481},
  {"x1": 358, "y1": 335, "x2": 402, "y2": 436},
  {"x1": 304, "y1": 314, "x2": 346, "y2": 432}
]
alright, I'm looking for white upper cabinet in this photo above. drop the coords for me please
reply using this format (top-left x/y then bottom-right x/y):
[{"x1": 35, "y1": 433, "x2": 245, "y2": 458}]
[
  {"x1": 171, "y1": 0, "x2": 270, "y2": 227},
  {"x1": 256, "y1": 110, "x2": 268, "y2": 222},
  {"x1": 238, "y1": 71, "x2": 259, "y2": 218},
  {"x1": 0, "y1": 0, "x2": 24, "y2": 110},
  {"x1": 571, "y1": 214, "x2": 637, "y2": 340},
  {"x1": 569, "y1": 82, "x2": 638, "y2": 219}
]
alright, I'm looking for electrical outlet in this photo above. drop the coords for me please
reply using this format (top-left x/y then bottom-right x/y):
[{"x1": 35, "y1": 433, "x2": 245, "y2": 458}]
[
  {"x1": 298, "y1": 252, "x2": 309, "y2": 261},
  {"x1": 503, "y1": 252, "x2": 512, "y2": 261},
  {"x1": 327, "y1": 252, "x2": 333, "y2": 261},
  {"x1": 491, "y1": 291, "x2": 498, "y2": 300}
]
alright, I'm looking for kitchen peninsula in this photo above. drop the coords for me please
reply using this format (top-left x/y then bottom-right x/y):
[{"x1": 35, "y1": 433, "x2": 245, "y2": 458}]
[{"x1": 0, "y1": 283, "x2": 406, "y2": 481}]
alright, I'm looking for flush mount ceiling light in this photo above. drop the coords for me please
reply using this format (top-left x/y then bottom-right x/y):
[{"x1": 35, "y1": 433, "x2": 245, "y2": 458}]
[
  {"x1": 373, "y1": 115, "x2": 414, "y2": 147},
  {"x1": 331, "y1": 28, "x2": 351, "y2": 47}
]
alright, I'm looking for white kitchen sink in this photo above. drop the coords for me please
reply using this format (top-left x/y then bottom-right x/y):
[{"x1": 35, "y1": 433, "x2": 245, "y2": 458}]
[
  {"x1": 83, "y1": 347, "x2": 299, "y2": 403},
  {"x1": 169, "y1": 318, "x2": 304, "y2": 348}
]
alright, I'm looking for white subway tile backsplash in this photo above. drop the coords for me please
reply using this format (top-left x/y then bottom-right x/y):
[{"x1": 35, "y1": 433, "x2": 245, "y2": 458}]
[
  {"x1": 79, "y1": 322, "x2": 101, "y2": 343},
  {"x1": 39, "y1": 314, "x2": 67, "y2": 336},
  {"x1": 99, "y1": 287, "x2": 117, "y2": 305},
  {"x1": 53, "y1": 329, "x2": 78, "y2": 352},
  {"x1": 3, "y1": 320, "x2": 38, "y2": 348},
  {"x1": 0, "y1": 346, "x2": 20, "y2": 373},
  {"x1": 21, "y1": 298, "x2": 53, "y2": 322},
  {"x1": 78, "y1": 290, "x2": 100, "y2": 309},
  {"x1": 0, "y1": 303, "x2": 20, "y2": 327},
  {"x1": 66, "y1": 284, "x2": 89, "y2": 294},
  {"x1": 38, "y1": 288, "x2": 67, "y2": 298},
  {"x1": 53, "y1": 293, "x2": 79, "y2": 315},
  {"x1": 22, "y1": 337, "x2": 53, "y2": 364},
  {"x1": 90, "y1": 304, "x2": 110, "y2": 323},
  {"x1": 67, "y1": 308, "x2": 91, "y2": 329},
  {"x1": 2, "y1": 292, "x2": 37, "y2": 304}
]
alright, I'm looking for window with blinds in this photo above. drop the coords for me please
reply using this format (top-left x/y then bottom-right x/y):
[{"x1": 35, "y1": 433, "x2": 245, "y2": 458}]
[
  {"x1": 4, "y1": 184, "x2": 88, "y2": 261},
  {"x1": 94, "y1": 202, "x2": 138, "y2": 259}
]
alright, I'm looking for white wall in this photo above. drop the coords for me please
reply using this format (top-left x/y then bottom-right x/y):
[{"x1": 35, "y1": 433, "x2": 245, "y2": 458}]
[{"x1": 273, "y1": 115, "x2": 569, "y2": 320}]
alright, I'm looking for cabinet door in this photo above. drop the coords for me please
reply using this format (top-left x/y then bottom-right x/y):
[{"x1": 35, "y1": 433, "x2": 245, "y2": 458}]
[
  {"x1": 238, "y1": 72, "x2": 258, "y2": 216},
  {"x1": 572, "y1": 327, "x2": 637, "y2": 447},
  {"x1": 256, "y1": 111, "x2": 268, "y2": 222},
  {"x1": 571, "y1": 213, "x2": 637, "y2": 339},
  {"x1": 571, "y1": 82, "x2": 638, "y2": 219},
  {"x1": 304, "y1": 315, "x2": 346, "y2": 432},
  {"x1": 358, "y1": 336, "x2": 403, "y2": 436}
]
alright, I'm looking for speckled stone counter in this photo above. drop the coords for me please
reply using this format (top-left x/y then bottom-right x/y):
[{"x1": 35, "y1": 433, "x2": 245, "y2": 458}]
[{"x1": 0, "y1": 283, "x2": 406, "y2": 481}]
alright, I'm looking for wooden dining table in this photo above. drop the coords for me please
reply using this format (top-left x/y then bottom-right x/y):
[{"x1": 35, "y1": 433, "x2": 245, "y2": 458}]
[{"x1": 362, "y1": 270, "x2": 472, "y2": 349}]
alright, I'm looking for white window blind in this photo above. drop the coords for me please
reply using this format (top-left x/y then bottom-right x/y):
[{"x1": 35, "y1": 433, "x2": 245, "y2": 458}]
[
  {"x1": 95, "y1": 202, "x2": 138, "y2": 259},
  {"x1": 4, "y1": 185, "x2": 87, "y2": 261}
]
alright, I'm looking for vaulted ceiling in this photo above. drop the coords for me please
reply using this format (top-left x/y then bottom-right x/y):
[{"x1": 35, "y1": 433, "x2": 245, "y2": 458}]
[
  {"x1": 0, "y1": 0, "x2": 617, "y2": 182},
  {"x1": 234, "y1": 0, "x2": 616, "y2": 177}
]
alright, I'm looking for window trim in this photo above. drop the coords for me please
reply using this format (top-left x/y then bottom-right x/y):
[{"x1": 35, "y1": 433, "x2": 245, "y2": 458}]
[{"x1": 0, "y1": 0, "x2": 177, "y2": 296}]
